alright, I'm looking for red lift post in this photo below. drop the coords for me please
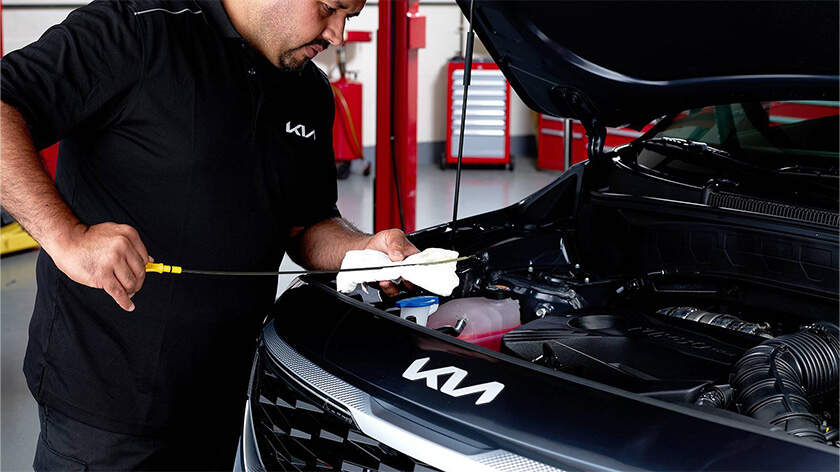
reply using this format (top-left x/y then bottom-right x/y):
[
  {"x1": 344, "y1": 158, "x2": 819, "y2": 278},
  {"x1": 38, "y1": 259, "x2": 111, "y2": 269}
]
[{"x1": 374, "y1": 0, "x2": 425, "y2": 233}]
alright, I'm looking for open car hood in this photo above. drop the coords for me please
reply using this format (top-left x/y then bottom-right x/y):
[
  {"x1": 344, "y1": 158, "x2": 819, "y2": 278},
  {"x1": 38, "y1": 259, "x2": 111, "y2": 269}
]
[{"x1": 456, "y1": 0, "x2": 839, "y2": 128}]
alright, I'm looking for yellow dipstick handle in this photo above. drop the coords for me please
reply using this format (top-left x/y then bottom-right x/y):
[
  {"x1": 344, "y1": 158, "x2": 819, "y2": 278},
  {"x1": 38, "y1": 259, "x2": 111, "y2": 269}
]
[{"x1": 145, "y1": 262, "x2": 182, "y2": 274}]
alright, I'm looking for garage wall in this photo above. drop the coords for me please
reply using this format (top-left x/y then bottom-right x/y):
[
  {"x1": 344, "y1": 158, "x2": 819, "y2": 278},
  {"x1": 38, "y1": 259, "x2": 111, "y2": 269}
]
[
  {"x1": 3, "y1": 0, "x2": 537, "y2": 154},
  {"x1": 310, "y1": 1, "x2": 536, "y2": 151},
  {"x1": 2, "y1": 4, "x2": 75, "y2": 53}
]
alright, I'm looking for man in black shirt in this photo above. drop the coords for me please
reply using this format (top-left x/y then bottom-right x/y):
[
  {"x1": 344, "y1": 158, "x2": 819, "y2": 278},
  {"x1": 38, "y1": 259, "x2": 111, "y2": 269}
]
[{"x1": 1, "y1": 0, "x2": 416, "y2": 469}]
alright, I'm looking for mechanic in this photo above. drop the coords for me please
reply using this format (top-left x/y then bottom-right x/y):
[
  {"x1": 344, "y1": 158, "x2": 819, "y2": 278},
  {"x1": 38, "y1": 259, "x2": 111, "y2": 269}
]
[{"x1": 0, "y1": 0, "x2": 416, "y2": 469}]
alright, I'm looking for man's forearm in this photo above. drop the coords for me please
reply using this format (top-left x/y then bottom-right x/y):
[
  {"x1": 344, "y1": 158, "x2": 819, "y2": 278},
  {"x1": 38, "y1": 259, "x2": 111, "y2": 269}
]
[
  {"x1": 288, "y1": 217, "x2": 370, "y2": 270},
  {"x1": 2, "y1": 102, "x2": 153, "y2": 311},
  {"x1": 0, "y1": 101, "x2": 80, "y2": 253}
]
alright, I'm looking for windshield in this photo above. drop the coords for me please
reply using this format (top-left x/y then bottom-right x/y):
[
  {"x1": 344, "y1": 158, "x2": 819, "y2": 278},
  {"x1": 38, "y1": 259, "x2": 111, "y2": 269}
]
[
  {"x1": 634, "y1": 101, "x2": 838, "y2": 209},
  {"x1": 649, "y1": 101, "x2": 838, "y2": 164}
]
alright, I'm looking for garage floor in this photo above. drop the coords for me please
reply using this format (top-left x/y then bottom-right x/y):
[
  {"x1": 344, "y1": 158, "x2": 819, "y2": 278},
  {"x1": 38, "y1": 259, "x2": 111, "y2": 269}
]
[{"x1": 0, "y1": 158, "x2": 560, "y2": 470}]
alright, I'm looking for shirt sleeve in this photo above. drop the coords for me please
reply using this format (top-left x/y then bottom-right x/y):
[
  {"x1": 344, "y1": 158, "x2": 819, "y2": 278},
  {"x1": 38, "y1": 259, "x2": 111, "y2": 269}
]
[
  {"x1": 287, "y1": 66, "x2": 342, "y2": 228},
  {"x1": 0, "y1": 1, "x2": 144, "y2": 151}
]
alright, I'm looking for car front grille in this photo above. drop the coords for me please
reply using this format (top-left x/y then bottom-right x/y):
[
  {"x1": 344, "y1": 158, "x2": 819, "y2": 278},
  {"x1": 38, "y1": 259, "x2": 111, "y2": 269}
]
[{"x1": 252, "y1": 349, "x2": 440, "y2": 472}]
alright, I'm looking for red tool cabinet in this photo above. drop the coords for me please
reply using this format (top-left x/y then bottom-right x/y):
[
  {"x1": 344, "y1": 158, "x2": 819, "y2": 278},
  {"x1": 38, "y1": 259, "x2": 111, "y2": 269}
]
[{"x1": 443, "y1": 59, "x2": 511, "y2": 169}]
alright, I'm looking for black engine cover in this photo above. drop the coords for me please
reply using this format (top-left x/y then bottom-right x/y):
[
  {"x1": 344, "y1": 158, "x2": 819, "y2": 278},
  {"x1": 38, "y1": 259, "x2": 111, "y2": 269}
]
[{"x1": 501, "y1": 311, "x2": 763, "y2": 395}]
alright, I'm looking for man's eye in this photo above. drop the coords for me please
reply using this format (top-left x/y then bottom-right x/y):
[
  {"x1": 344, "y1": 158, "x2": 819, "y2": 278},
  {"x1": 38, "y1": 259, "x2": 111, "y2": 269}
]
[{"x1": 321, "y1": 3, "x2": 337, "y2": 15}]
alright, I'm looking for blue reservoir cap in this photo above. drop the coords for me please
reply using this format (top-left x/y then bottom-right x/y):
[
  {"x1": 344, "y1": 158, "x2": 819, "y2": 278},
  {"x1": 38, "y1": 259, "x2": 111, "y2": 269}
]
[{"x1": 395, "y1": 296, "x2": 439, "y2": 308}]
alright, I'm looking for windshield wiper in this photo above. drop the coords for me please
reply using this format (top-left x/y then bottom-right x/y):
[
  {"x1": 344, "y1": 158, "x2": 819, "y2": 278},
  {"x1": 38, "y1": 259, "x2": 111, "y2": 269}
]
[
  {"x1": 640, "y1": 137, "x2": 832, "y2": 176},
  {"x1": 774, "y1": 165, "x2": 839, "y2": 179},
  {"x1": 639, "y1": 137, "x2": 757, "y2": 167}
]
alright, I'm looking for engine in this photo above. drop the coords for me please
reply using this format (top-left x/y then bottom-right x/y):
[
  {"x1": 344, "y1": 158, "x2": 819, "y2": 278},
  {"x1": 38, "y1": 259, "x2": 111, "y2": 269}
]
[
  {"x1": 502, "y1": 310, "x2": 755, "y2": 395},
  {"x1": 368, "y1": 262, "x2": 840, "y2": 446},
  {"x1": 500, "y1": 270, "x2": 839, "y2": 445}
]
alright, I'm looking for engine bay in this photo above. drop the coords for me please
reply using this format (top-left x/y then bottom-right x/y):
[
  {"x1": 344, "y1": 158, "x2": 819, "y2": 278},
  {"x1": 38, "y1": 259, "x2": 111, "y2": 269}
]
[{"x1": 343, "y1": 235, "x2": 839, "y2": 447}]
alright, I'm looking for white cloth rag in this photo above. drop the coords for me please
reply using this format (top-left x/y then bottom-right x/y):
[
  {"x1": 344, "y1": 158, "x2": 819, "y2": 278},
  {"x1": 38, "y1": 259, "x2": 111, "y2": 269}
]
[{"x1": 336, "y1": 248, "x2": 461, "y2": 296}]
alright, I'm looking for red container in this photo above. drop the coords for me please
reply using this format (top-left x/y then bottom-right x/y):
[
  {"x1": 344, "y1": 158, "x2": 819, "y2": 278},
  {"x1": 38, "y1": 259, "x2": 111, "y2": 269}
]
[
  {"x1": 462, "y1": 328, "x2": 518, "y2": 352},
  {"x1": 426, "y1": 297, "x2": 520, "y2": 352},
  {"x1": 331, "y1": 77, "x2": 364, "y2": 162}
]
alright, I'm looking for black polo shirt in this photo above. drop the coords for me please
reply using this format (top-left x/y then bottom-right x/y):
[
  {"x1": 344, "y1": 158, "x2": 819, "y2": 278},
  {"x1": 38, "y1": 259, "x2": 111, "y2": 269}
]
[{"x1": 1, "y1": 0, "x2": 339, "y2": 435}]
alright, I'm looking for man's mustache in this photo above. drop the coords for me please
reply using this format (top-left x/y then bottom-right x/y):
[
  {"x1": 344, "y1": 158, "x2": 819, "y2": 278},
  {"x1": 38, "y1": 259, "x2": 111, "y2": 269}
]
[{"x1": 299, "y1": 39, "x2": 330, "y2": 51}]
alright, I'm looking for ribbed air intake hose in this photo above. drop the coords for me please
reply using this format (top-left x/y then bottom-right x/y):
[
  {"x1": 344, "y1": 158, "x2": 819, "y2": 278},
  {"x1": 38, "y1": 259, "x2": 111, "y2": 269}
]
[{"x1": 731, "y1": 323, "x2": 839, "y2": 443}]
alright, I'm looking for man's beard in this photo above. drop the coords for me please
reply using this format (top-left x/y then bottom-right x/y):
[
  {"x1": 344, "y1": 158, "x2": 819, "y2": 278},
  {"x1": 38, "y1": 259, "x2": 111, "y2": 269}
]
[{"x1": 277, "y1": 39, "x2": 329, "y2": 71}]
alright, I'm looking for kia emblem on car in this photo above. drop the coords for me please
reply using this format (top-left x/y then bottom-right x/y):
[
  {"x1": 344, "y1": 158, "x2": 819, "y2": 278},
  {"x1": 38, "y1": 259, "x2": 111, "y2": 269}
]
[{"x1": 402, "y1": 357, "x2": 504, "y2": 405}]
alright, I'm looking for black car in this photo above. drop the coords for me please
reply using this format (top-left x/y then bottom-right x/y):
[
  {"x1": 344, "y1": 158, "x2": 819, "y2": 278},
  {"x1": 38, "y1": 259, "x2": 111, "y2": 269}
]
[{"x1": 236, "y1": 2, "x2": 839, "y2": 471}]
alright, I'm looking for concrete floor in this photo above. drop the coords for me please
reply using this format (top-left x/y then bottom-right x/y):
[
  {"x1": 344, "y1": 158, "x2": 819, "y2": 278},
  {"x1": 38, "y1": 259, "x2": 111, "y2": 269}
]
[{"x1": 0, "y1": 158, "x2": 561, "y2": 470}]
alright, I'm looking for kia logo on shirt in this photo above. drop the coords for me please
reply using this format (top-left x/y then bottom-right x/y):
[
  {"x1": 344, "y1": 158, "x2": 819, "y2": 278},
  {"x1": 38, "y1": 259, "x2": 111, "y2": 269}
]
[
  {"x1": 286, "y1": 121, "x2": 316, "y2": 140},
  {"x1": 402, "y1": 357, "x2": 504, "y2": 405}
]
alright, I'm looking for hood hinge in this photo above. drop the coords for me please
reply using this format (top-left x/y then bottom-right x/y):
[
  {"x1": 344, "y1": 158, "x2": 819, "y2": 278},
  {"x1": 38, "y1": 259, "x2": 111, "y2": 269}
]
[
  {"x1": 553, "y1": 87, "x2": 608, "y2": 161},
  {"x1": 584, "y1": 120, "x2": 607, "y2": 161}
]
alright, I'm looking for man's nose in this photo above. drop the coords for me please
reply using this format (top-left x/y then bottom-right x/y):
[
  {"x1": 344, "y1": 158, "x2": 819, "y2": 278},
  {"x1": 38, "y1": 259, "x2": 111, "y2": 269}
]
[{"x1": 321, "y1": 15, "x2": 346, "y2": 47}]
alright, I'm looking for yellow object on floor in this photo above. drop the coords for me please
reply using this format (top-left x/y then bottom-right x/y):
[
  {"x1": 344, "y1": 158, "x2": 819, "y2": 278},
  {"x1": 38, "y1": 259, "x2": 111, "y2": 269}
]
[{"x1": 1, "y1": 222, "x2": 39, "y2": 256}]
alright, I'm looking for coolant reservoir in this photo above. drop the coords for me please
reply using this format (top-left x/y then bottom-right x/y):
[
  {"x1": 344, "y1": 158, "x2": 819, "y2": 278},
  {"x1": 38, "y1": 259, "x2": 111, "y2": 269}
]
[{"x1": 427, "y1": 295, "x2": 521, "y2": 351}]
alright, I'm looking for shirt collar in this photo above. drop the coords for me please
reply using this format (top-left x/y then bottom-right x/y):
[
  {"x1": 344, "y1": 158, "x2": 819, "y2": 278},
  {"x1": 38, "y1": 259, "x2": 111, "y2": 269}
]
[{"x1": 204, "y1": 0, "x2": 241, "y2": 39}]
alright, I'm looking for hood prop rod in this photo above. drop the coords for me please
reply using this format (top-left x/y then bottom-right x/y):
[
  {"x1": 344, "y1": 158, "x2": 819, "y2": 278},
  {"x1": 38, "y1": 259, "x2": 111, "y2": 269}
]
[{"x1": 452, "y1": 0, "x2": 476, "y2": 223}]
